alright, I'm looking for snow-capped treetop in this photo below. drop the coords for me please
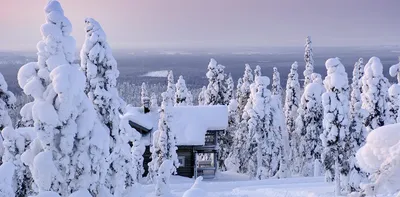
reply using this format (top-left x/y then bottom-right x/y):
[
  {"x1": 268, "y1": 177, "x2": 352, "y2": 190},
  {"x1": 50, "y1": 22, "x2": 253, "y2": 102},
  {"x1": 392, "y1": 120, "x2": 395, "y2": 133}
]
[
  {"x1": 241, "y1": 64, "x2": 254, "y2": 93},
  {"x1": 224, "y1": 73, "x2": 235, "y2": 104},
  {"x1": 304, "y1": 36, "x2": 314, "y2": 87},
  {"x1": 141, "y1": 82, "x2": 149, "y2": 105},
  {"x1": 254, "y1": 65, "x2": 261, "y2": 77},
  {"x1": 0, "y1": 72, "x2": 16, "y2": 118},
  {"x1": 205, "y1": 58, "x2": 226, "y2": 105},
  {"x1": 236, "y1": 78, "x2": 243, "y2": 99},
  {"x1": 175, "y1": 75, "x2": 189, "y2": 106},
  {"x1": 389, "y1": 57, "x2": 400, "y2": 83},
  {"x1": 323, "y1": 58, "x2": 349, "y2": 90},
  {"x1": 361, "y1": 56, "x2": 390, "y2": 130},
  {"x1": 351, "y1": 58, "x2": 364, "y2": 114},
  {"x1": 272, "y1": 67, "x2": 283, "y2": 97}
]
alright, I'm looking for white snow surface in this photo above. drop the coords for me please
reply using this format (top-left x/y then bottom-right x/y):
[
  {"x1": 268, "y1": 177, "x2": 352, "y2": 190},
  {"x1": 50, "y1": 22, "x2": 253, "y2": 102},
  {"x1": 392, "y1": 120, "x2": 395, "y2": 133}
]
[{"x1": 125, "y1": 105, "x2": 228, "y2": 145}]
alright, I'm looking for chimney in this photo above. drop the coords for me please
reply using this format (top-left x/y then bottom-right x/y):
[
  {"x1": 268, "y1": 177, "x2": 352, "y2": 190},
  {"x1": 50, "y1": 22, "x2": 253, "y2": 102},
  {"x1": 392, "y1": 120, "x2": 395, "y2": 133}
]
[{"x1": 143, "y1": 97, "x2": 150, "y2": 114}]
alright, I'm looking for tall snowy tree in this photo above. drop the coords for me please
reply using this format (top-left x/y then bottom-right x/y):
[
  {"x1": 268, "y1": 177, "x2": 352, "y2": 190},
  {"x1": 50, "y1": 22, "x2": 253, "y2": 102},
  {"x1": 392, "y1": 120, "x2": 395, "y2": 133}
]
[
  {"x1": 224, "y1": 99, "x2": 240, "y2": 172},
  {"x1": 141, "y1": 82, "x2": 149, "y2": 107},
  {"x1": 175, "y1": 75, "x2": 189, "y2": 106},
  {"x1": 80, "y1": 18, "x2": 134, "y2": 195},
  {"x1": 197, "y1": 86, "x2": 206, "y2": 106},
  {"x1": 284, "y1": 62, "x2": 301, "y2": 173},
  {"x1": 295, "y1": 74, "x2": 324, "y2": 177},
  {"x1": 218, "y1": 99, "x2": 238, "y2": 171},
  {"x1": 150, "y1": 93, "x2": 158, "y2": 111},
  {"x1": 237, "y1": 64, "x2": 254, "y2": 113},
  {"x1": 1, "y1": 127, "x2": 35, "y2": 197},
  {"x1": 166, "y1": 71, "x2": 176, "y2": 106},
  {"x1": 204, "y1": 58, "x2": 226, "y2": 105},
  {"x1": 304, "y1": 36, "x2": 314, "y2": 87},
  {"x1": 223, "y1": 73, "x2": 234, "y2": 105},
  {"x1": 149, "y1": 91, "x2": 179, "y2": 180},
  {"x1": 247, "y1": 76, "x2": 272, "y2": 179},
  {"x1": 347, "y1": 58, "x2": 368, "y2": 192},
  {"x1": 254, "y1": 65, "x2": 261, "y2": 77},
  {"x1": 361, "y1": 57, "x2": 390, "y2": 131},
  {"x1": 186, "y1": 91, "x2": 193, "y2": 106},
  {"x1": 321, "y1": 58, "x2": 350, "y2": 195},
  {"x1": 0, "y1": 72, "x2": 15, "y2": 131},
  {"x1": 17, "y1": 2, "x2": 109, "y2": 196},
  {"x1": 271, "y1": 67, "x2": 283, "y2": 97},
  {"x1": 388, "y1": 58, "x2": 400, "y2": 123},
  {"x1": 151, "y1": 92, "x2": 179, "y2": 195}
]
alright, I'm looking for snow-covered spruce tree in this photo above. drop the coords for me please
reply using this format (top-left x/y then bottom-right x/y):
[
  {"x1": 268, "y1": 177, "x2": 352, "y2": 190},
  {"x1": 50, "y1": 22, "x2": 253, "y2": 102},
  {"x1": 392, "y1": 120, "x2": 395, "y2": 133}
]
[
  {"x1": 361, "y1": 57, "x2": 390, "y2": 131},
  {"x1": 17, "y1": 2, "x2": 109, "y2": 196},
  {"x1": 1, "y1": 127, "x2": 35, "y2": 197},
  {"x1": 0, "y1": 162, "x2": 15, "y2": 197},
  {"x1": 150, "y1": 93, "x2": 159, "y2": 111},
  {"x1": 166, "y1": 71, "x2": 175, "y2": 106},
  {"x1": 235, "y1": 78, "x2": 243, "y2": 101},
  {"x1": 254, "y1": 65, "x2": 261, "y2": 77},
  {"x1": 237, "y1": 64, "x2": 253, "y2": 113},
  {"x1": 218, "y1": 99, "x2": 238, "y2": 171},
  {"x1": 197, "y1": 86, "x2": 206, "y2": 106},
  {"x1": 80, "y1": 18, "x2": 133, "y2": 195},
  {"x1": 247, "y1": 76, "x2": 272, "y2": 179},
  {"x1": 223, "y1": 73, "x2": 234, "y2": 105},
  {"x1": 152, "y1": 93, "x2": 179, "y2": 195},
  {"x1": 0, "y1": 72, "x2": 16, "y2": 131},
  {"x1": 303, "y1": 36, "x2": 314, "y2": 87},
  {"x1": 271, "y1": 67, "x2": 283, "y2": 98},
  {"x1": 141, "y1": 82, "x2": 149, "y2": 107},
  {"x1": 224, "y1": 99, "x2": 240, "y2": 171},
  {"x1": 295, "y1": 74, "x2": 324, "y2": 177},
  {"x1": 284, "y1": 61, "x2": 301, "y2": 173},
  {"x1": 205, "y1": 58, "x2": 226, "y2": 105},
  {"x1": 270, "y1": 94, "x2": 288, "y2": 178},
  {"x1": 149, "y1": 92, "x2": 179, "y2": 181},
  {"x1": 186, "y1": 91, "x2": 193, "y2": 106},
  {"x1": 175, "y1": 75, "x2": 189, "y2": 106},
  {"x1": 321, "y1": 58, "x2": 350, "y2": 195},
  {"x1": 347, "y1": 58, "x2": 368, "y2": 192},
  {"x1": 388, "y1": 58, "x2": 400, "y2": 123}
]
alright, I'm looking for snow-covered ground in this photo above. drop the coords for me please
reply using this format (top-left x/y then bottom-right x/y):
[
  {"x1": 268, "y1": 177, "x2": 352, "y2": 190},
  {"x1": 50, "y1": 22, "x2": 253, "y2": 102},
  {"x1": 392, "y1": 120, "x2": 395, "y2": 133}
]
[{"x1": 141, "y1": 172, "x2": 336, "y2": 197}]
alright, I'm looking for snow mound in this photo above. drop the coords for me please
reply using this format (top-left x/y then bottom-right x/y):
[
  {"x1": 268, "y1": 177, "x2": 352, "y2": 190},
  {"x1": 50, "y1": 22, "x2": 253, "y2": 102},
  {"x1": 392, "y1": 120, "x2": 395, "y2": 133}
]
[
  {"x1": 182, "y1": 177, "x2": 207, "y2": 197},
  {"x1": 0, "y1": 162, "x2": 15, "y2": 196},
  {"x1": 357, "y1": 123, "x2": 400, "y2": 194},
  {"x1": 141, "y1": 70, "x2": 169, "y2": 78}
]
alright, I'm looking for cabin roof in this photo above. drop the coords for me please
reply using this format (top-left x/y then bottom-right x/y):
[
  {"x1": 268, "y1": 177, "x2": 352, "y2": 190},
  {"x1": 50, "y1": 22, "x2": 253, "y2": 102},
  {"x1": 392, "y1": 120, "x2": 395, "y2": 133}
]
[{"x1": 124, "y1": 105, "x2": 228, "y2": 146}]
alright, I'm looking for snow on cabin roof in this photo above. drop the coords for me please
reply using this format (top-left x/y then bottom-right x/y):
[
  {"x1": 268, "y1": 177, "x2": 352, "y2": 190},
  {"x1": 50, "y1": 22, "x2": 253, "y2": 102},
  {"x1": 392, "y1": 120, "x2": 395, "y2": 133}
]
[{"x1": 124, "y1": 105, "x2": 228, "y2": 146}]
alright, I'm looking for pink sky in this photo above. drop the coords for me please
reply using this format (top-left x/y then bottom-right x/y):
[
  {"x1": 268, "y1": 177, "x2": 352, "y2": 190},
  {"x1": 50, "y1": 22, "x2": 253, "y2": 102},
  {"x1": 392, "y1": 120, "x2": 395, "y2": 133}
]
[{"x1": 0, "y1": 0, "x2": 399, "y2": 50}]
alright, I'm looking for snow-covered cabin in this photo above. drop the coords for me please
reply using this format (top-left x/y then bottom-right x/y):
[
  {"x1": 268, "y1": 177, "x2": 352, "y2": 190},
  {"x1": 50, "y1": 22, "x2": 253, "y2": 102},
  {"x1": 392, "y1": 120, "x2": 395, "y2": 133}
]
[{"x1": 125, "y1": 105, "x2": 228, "y2": 179}]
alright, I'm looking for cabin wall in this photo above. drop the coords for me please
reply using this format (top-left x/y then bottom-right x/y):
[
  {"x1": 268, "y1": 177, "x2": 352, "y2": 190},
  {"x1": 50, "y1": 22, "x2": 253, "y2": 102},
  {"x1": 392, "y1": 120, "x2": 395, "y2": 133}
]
[{"x1": 143, "y1": 146, "x2": 196, "y2": 178}]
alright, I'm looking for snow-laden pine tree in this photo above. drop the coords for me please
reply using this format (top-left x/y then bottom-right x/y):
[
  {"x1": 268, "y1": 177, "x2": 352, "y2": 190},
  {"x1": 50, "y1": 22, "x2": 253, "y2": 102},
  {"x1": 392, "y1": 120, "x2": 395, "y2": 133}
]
[
  {"x1": 254, "y1": 65, "x2": 261, "y2": 77},
  {"x1": 152, "y1": 93, "x2": 179, "y2": 195},
  {"x1": 197, "y1": 86, "x2": 206, "y2": 106},
  {"x1": 80, "y1": 18, "x2": 134, "y2": 195},
  {"x1": 224, "y1": 74, "x2": 234, "y2": 105},
  {"x1": 270, "y1": 94, "x2": 288, "y2": 178},
  {"x1": 141, "y1": 82, "x2": 149, "y2": 107},
  {"x1": 149, "y1": 92, "x2": 179, "y2": 182},
  {"x1": 295, "y1": 74, "x2": 324, "y2": 177},
  {"x1": 347, "y1": 58, "x2": 368, "y2": 192},
  {"x1": 321, "y1": 58, "x2": 350, "y2": 195},
  {"x1": 218, "y1": 99, "x2": 238, "y2": 171},
  {"x1": 388, "y1": 58, "x2": 400, "y2": 123},
  {"x1": 1, "y1": 127, "x2": 35, "y2": 197},
  {"x1": 271, "y1": 67, "x2": 283, "y2": 98},
  {"x1": 0, "y1": 72, "x2": 15, "y2": 131},
  {"x1": 237, "y1": 64, "x2": 253, "y2": 113},
  {"x1": 205, "y1": 58, "x2": 226, "y2": 105},
  {"x1": 236, "y1": 78, "x2": 243, "y2": 101},
  {"x1": 17, "y1": 2, "x2": 109, "y2": 196},
  {"x1": 247, "y1": 76, "x2": 272, "y2": 179},
  {"x1": 304, "y1": 36, "x2": 314, "y2": 87},
  {"x1": 166, "y1": 71, "x2": 176, "y2": 106},
  {"x1": 224, "y1": 99, "x2": 241, "y2": 172},
  {"x1": 284, "y1": 62, "x2": 301, "y2": 173},
  {"x1": 150, "y1": 93, "x2": 159, "y2": 111},
  {"x1": 361, "y1": 57, "x2": 390, "y2": 131},
  {"x1": 186, "y1": 91, "x2": 193, "y2": 106},
  {"x1": 175, "y1": 75, "x2": 189, "y2": 106}
]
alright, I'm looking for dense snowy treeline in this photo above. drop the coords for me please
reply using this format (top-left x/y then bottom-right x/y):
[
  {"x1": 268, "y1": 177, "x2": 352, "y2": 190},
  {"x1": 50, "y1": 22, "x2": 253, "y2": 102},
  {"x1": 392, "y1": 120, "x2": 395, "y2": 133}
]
[{"x1": 1, "y1": 1, "x2": 400, "y2": 197}]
